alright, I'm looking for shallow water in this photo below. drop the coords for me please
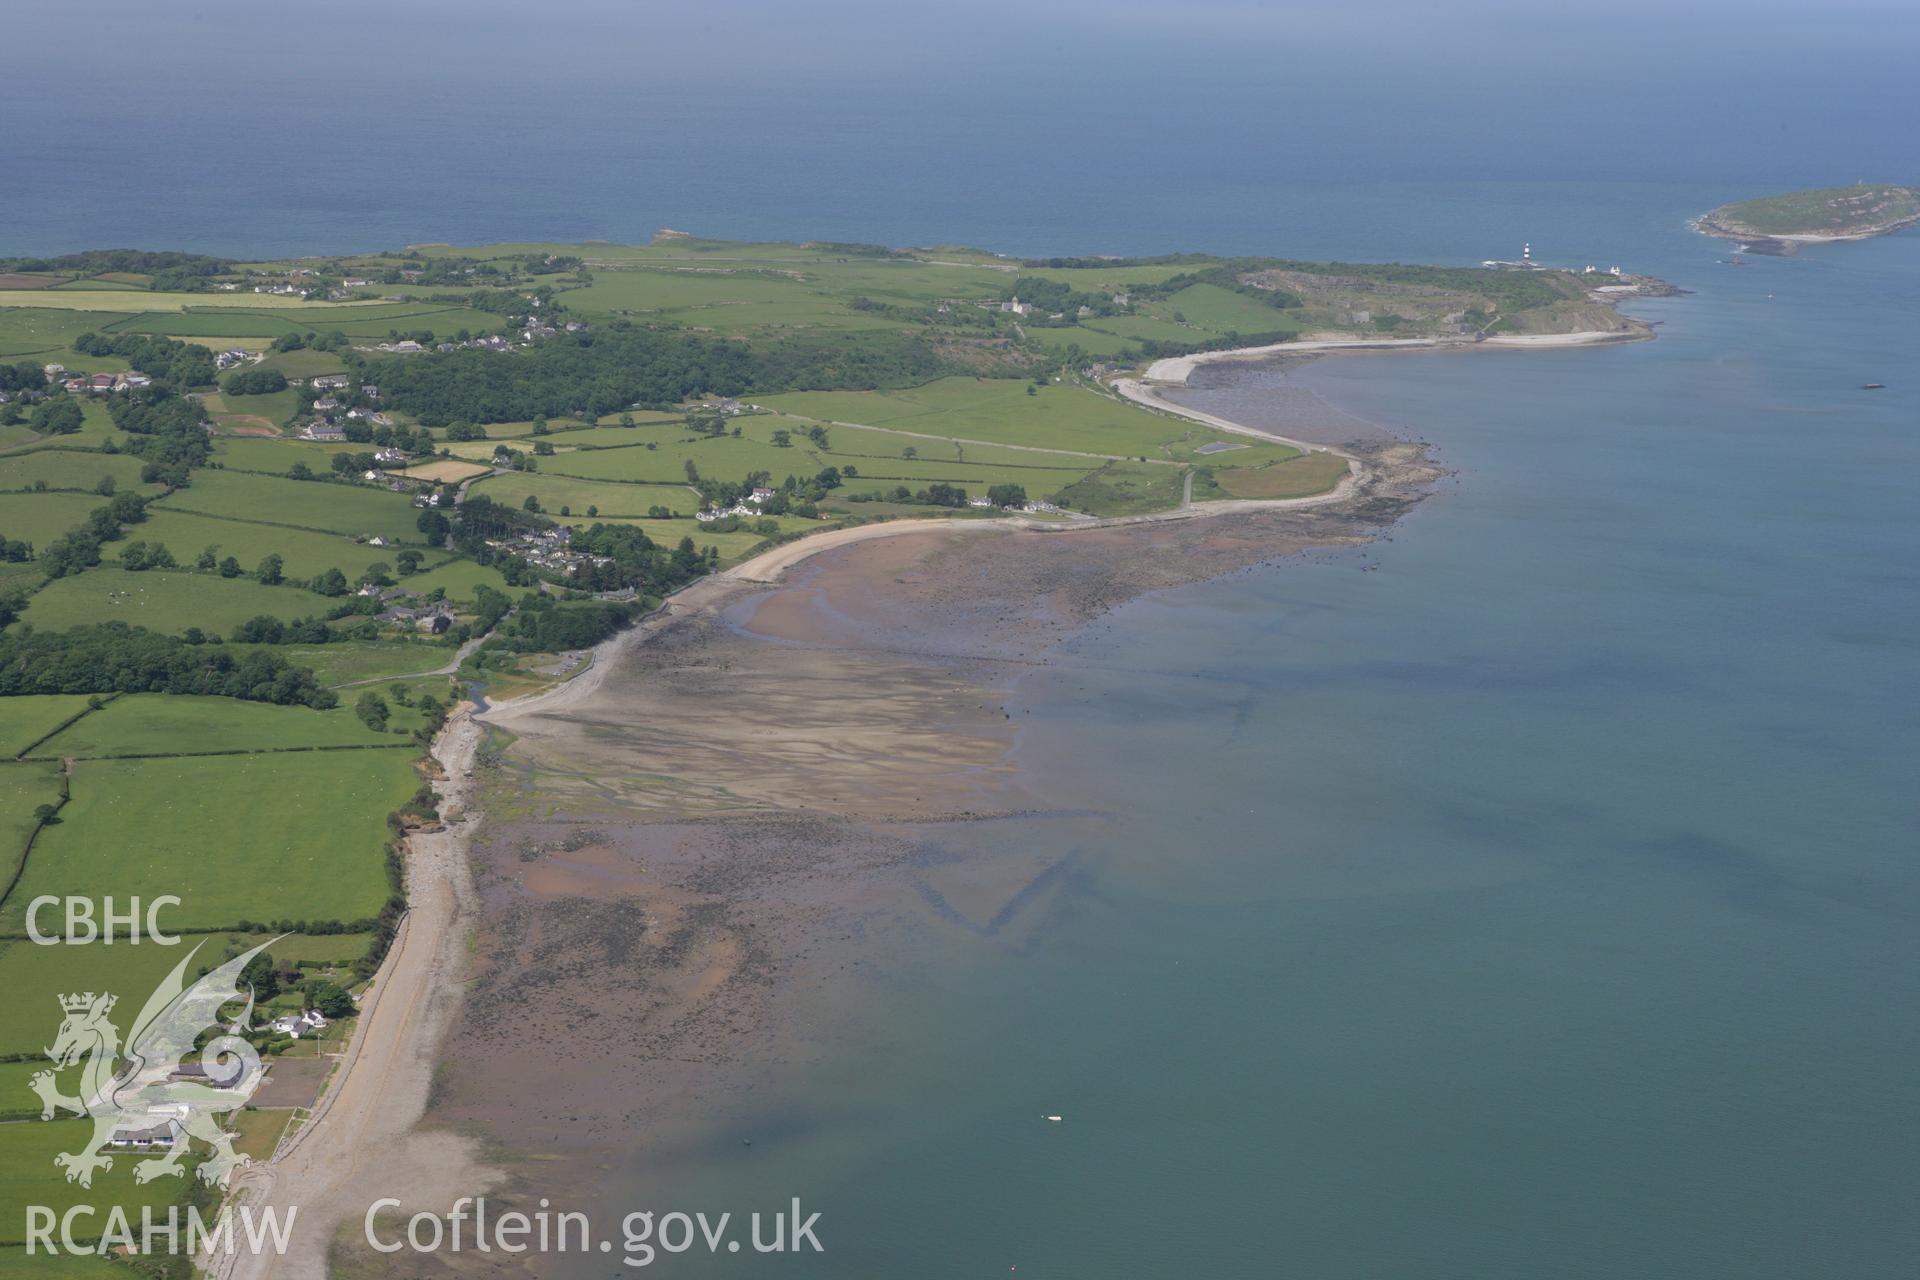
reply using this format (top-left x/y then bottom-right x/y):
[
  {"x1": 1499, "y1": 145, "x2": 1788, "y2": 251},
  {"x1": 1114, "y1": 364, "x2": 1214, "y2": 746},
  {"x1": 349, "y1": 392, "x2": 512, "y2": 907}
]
[{"x1": 590, "y1": 215, "x2": 1920, "y2": 1277}]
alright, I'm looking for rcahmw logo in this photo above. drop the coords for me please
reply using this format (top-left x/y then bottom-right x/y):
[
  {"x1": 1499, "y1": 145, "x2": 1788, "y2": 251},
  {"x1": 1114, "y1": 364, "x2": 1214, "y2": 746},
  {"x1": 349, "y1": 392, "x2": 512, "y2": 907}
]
[
  {"x1": 26, "y1": 1204, "x2": 296, "y2": 1259},
  {"x1": 28, "y1": 938, "x2": 277, "y2": 1191},
  {"x1": 26, "y1": 894, "x2": 180, "y2": 944}
]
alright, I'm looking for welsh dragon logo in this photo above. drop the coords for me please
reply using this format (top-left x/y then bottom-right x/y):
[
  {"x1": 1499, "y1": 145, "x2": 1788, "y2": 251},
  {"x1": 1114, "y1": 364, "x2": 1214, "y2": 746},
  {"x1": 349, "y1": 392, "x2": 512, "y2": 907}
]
[{"x1": 30, "y1": 939, "x2": 276, "y2": 1190}]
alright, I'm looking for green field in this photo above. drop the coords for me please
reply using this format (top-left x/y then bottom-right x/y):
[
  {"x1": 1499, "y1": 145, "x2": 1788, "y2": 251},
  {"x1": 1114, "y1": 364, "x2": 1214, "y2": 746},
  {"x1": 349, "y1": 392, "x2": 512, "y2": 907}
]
[
  {"x1": 209, "y1": 435, "x2": 360, "y2": 473},
  {"x1": 0, "y1": 403, "x2": 129, "y2": 456},
  {"x1": 154, "y1": 470, "x2": 424, "y2": 542},
  {"x1": 0, "y1": 450, "x2": 158, "y2": 496},
  {"x1": 0, "y1": 696, "x2": 98, "y2": 757},
  {"x1": 19, "y1": 567, "x2": 338, "y2": 636},
  {"x1": 0, "y1": 761, "x2": 65, "y2": 896},
  {"x1": 0, "y1": 492, "x2": 107, "y2": 552},
  {"x1": 400, "y1": 555, "x2": 513, "y2": 603},
  {"x1": 760, "y1": 377, "x2": 1226, "y2": 456},
  {"x1": 2, "y1": 749, "x2": 419, "y2": 934},
  {"x1": 202, "y1": 387, "x2": 301, "y2": 429},
  {"x1": 1054, "y1": 461, "x2": 1188, "y2": 516},
  {"x1": 0, "y1": 308, "x2": 133, "y2": 359},
  {"x1": 102, "y1": 308, "x2": 293, "y2": 337},
  {"x1": 28, "y1": 694, "x2": 406, "y2": 758},
  {"x1": 0, "y1": 1120, "x2": 192, "y2": 1248},
  {"x1": 106, "y1": 511, "x2": 395, "y2": 584},
  {"x1": 0, "y1": 292, "x2": 384, "y2": 314},
  {"x1": 257, "y1": 347, "x2": 350, "y2": 378},
  {"x1": 234, "y1": 640, "x2": 455, "y2": 687},
  {"x1": 467, "y1": 471, "x2": 698, "y2": 517}
]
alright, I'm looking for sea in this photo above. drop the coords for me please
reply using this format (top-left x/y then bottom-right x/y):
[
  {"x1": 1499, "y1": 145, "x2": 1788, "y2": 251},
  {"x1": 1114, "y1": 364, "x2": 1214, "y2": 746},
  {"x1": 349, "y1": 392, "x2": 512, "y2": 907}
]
[
  {"x1": 614, "y1": 209, "x2": 1919, "y2": 1280},
  {"x1": 3, "y1": 3, "x2": 1916, "y2": 1275}
]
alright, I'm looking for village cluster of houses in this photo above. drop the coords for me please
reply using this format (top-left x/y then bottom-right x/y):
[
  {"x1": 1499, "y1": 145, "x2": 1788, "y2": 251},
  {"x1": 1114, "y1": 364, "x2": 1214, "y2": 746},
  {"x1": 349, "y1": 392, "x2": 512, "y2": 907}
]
[
  {"x1": 694, "y1": 486, "x2": 778, "y2": 523},
  {"x1": 298, "y1": 380, "x2": 395, "y2": 443},
  {"x1": 994, "y1": 292, "x2": 1129, "y2": 322},
  {"x1": 56, "y1": 370, "x2": 152, "y2": 394},
  {"x1": 486, "y1": 526, "x2": 615, "y2": 576},
  {"x1": 967, "y1": 496, "x2": 1062, "y2": 513},
  {"x1": 353, "y1": 582, "x2": 457, "y2": 632}
]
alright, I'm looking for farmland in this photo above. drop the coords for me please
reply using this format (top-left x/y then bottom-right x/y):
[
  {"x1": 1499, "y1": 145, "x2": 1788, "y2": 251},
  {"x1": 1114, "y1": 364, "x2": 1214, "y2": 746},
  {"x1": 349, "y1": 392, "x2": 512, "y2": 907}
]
[
  {"x1": 152, "y1": 470, "x2": 427, "y2": 542},
  {"x1": 0, "y1": 695, "x2": 97, "y2": 756},
  {"x1": 2, "y1": 749, "x2": 419, "y2": 934},
  {"x1": 18, "y1": 567, "x2": 338, "y2": 636},
  {"x1": 25, "y1": 693, "x2": 404, "y2": 758},
  {"x1": 0, "y1": 449, "x2": 158, "y2": 495}
]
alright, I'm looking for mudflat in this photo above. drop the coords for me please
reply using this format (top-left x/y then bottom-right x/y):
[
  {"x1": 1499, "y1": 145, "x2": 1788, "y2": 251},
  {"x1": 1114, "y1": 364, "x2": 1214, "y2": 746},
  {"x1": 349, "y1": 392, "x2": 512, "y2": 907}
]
[{"x1": 377, "y1": 438, "x2": 1439, "y2": 1262}]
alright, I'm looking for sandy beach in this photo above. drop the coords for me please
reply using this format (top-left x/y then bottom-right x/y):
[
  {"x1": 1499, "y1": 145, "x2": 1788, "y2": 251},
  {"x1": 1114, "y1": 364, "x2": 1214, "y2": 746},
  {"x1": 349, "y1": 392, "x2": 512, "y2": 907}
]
[{"x1": 1134, "y1": 326, "x2": 1648, "y2": 387}]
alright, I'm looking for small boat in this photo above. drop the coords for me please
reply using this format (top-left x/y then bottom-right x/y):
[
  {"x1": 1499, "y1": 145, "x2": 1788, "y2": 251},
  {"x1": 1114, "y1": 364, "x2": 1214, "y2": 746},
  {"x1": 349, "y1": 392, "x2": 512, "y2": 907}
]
[
  {"x1": 1861, "y1": 383, "x2": 1886, "y2": 390},
  {"x1": 1043, "y1": 1115, "x2": 1062, "y2": 1123}
]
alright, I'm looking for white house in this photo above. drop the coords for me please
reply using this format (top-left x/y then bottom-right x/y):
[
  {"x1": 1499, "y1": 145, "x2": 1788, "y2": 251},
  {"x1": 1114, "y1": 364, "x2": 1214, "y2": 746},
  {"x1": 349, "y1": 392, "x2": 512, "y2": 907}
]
[{"x1": 269, "y1": 1009, "x2": 328, "y2": 1038}]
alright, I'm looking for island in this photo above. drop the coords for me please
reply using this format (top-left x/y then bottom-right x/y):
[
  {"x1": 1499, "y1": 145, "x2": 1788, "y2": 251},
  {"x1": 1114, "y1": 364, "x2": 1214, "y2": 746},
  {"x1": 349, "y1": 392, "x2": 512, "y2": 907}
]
[{"x1": 1695, "y1": 183, "x2": 1920, "y2": 253}]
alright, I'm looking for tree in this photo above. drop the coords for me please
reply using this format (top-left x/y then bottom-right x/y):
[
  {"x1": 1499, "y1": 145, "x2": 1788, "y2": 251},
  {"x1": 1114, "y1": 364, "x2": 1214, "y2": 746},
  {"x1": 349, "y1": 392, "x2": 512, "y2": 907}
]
[
  {"x1": 986, "y1": 483, "x2": 1027, "y2": 508},
  {"x1": 313, "y1": 567, "x2": 349, "y2": 597},
  {"x1": 94, "y1": 475, "x2": 116, "y2": 496},
  {"x1": 31, "y1": 398, "x2": 84, "y2": 436},
  {"x1": 240, "y1": 952, "x2": 280, "y2": 1001},
  {"x1": 32, "y1": 803, "x2": 61, "y2": 826},
  {"x1": 218, "y1": 555, "x2": 242, "y2": 578},
  {"x1": 301, "y1": 979, "x2": 357, "y2": 1019},
  {"x1": 223, "y1": 367, "x2": 287, "y2": 395},
  {"x1": 523, "y1": 495, "x2": 541, "y2": 513},
  {"x1": 256, "y1": 553, "x2": 284, "y2": 585},
  {"x1": 416, "y1": 509, "x2": 450, "y2": 543},
  {"x1": 356, "y1": 691, "x2": 390, "y2": 731},
  {"x1": 362, "y1": 561, "x2": 394, "y2": 587},
  {"x1": 288, "y1": 461, "x2": 313, "y2": 481},
  {"x1": 395, "y1": 549, "x2": 423, "y2": 575},
  {"x1": 195, "y1": 545, "x2": 218, "y2": 571}
]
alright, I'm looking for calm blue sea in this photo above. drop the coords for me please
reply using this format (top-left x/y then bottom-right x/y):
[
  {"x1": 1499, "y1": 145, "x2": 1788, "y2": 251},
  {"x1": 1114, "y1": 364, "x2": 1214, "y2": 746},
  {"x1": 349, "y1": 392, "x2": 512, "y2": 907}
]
[
  {"x1": 4, "y1": 3, "x2": 1915, "y2": 1274},
  {"x1": 622, "y1": 214, "x2": 1919, "y2": 1279}
]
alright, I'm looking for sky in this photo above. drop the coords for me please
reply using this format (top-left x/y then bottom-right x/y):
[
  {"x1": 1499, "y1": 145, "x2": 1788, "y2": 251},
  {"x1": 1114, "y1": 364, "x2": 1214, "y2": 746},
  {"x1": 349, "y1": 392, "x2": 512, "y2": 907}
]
[{"x1": 1, "y1": 1, "x2": 1914, "y2": 256}]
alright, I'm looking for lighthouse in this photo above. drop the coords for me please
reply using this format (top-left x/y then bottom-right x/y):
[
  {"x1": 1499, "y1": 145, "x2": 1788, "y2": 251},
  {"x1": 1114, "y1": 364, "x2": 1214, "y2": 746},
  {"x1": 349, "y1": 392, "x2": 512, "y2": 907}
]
[{"x1": 1522, "y1": 242, "x2": 1532, "y2": 264}]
